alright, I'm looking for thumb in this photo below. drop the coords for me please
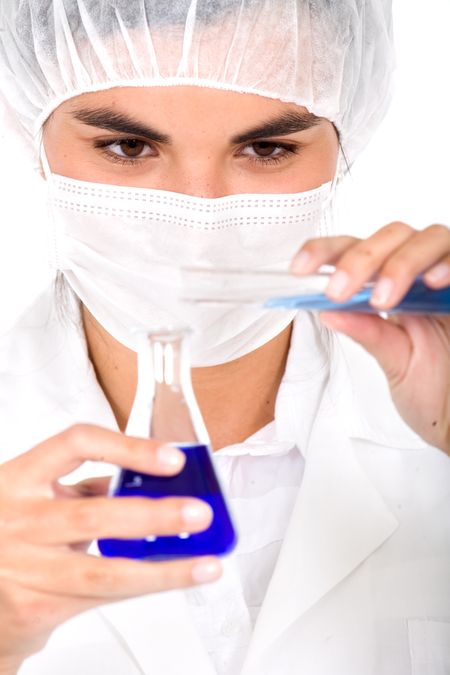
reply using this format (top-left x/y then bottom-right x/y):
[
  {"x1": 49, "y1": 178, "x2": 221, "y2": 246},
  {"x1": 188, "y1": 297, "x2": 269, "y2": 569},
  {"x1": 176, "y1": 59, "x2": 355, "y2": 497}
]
[{"x1": 320, "y1": 311, "x2": 413, "y2": 385}]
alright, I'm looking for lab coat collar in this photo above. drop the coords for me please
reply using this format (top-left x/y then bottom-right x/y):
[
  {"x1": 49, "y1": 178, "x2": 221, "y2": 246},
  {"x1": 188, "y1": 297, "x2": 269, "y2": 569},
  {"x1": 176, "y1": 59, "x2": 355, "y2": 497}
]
[
  {"x1": 332, "y1": 329, "x2": 428, "y2": 450},
  {"x1": 274, "y1": 311, "x2": 427, "y2": 455}
]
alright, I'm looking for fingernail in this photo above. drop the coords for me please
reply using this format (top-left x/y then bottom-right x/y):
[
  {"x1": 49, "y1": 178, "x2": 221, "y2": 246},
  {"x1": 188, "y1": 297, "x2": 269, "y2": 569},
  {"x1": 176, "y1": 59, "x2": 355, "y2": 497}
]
[
  {"x1": 371, "y1": 277, "x2": 394, "y2": 306},
  {"x1": 425, "y1": 262, "x2": 450, "y2": 283},
  {"x1": 192, "y1": 559, "x2": 222, "y2": 584},
  {"x1": 291, "y1": 251, "x2": 311, "y2": 274},
  {"x1": 326, "y1": 270, "x2": 350, "y2": 299},
  {"x1": 157, "y1": 444, "x2": 185, "y2": 467},
  {"x1": 182, "y1": 500, "x2": 213, "y2": 525}
]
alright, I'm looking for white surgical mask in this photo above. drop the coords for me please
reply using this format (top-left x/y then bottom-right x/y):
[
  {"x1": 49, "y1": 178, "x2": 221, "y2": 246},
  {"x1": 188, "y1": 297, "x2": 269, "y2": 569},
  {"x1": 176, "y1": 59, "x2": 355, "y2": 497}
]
[{"x1": 42, "y1": 147, "x2": 334, "y2": 366}]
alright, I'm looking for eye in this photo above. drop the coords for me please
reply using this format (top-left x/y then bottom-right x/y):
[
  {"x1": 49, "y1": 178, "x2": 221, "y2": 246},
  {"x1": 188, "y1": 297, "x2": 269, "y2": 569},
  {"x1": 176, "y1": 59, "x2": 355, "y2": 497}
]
[
  {"x1": 106, "y1": 139, "x2": 155, "y2": 159},
  {"x1": 239, "y1": 141, "x2": 299, "y2": 164},
  {"x1": 94, "y1": 137, "x2": 157, "y2": 164},
  {"x1": 243, "y1": 142, "x2": 285, "y2": 158}
]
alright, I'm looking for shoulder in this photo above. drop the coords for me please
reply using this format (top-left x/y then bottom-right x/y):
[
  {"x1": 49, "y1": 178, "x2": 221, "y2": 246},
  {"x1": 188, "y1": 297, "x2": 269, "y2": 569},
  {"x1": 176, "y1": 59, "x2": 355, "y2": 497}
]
[
  {"x1": 0, "y1": 285, "x2": 68, "y2": 374},
  {"x1": 0, "y1": 285, "x2": 89, "y2": 460}
]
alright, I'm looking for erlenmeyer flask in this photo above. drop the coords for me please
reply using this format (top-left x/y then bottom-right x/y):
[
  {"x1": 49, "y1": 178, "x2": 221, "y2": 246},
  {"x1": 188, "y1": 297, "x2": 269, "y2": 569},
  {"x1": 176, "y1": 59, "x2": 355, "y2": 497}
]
[{"x1": 98, "y1": 328, "x2": 237, "y2": 560}]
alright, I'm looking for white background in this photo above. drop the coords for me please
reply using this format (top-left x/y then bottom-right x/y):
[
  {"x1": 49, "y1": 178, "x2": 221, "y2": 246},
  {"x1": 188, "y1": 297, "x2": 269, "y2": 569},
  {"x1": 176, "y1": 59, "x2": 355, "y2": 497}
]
[{"x1": 0, "y1": 0, "x2": 449, "y2": 330}]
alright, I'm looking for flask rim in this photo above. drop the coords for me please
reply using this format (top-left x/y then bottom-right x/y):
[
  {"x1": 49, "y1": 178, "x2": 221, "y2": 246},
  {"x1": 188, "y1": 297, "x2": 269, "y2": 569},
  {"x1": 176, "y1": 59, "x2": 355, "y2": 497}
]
[{"x1": 131, "y1": 326, "x2": 192, "y2": 341}]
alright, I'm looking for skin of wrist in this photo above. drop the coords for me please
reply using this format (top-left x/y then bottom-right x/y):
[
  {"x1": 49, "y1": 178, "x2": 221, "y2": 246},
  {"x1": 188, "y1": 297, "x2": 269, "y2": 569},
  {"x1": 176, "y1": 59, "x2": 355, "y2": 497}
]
[{"x1": 0, "y1": 658, "x2": 22, "y2": 675}]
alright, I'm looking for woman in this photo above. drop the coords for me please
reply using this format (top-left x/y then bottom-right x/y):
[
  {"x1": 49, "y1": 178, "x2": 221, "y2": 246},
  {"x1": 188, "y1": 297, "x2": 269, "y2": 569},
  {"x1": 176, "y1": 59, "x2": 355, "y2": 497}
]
[{"x1": 0, "y1": 1, "x2": 449, "y2": 674}]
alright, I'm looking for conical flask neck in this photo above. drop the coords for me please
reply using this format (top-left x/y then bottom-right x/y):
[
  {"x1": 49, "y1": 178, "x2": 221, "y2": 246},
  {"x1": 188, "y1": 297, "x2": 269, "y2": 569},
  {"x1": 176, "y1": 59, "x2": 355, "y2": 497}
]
[
  {"x1": 150, "y1": 332, "x2": 186, "y2": 388},
  {"x1": 146, "y1": 330, "x2": 209, "y2": 446}
]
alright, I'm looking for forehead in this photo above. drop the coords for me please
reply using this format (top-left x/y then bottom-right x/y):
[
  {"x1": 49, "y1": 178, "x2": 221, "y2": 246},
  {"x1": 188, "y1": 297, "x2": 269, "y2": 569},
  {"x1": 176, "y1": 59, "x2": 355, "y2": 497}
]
[
  {"x1": 65, "y1": 85, "x2": 306, "y2": 110},
  {"x1": 60, "y1": 85, "x2": 315, "y2": 127}
]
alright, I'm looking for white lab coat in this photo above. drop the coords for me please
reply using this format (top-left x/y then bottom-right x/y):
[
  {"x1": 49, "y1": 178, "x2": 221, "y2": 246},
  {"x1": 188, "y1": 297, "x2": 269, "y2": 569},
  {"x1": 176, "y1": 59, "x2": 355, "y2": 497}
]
[{"x1": 0, "y1": 286, "x2": 449, "y2": 675}]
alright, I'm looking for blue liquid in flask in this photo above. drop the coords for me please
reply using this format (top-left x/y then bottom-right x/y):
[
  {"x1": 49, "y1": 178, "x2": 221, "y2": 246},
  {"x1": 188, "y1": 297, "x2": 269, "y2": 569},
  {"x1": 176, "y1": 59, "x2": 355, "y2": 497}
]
[
  {"x1": 98, "y1": 443, "x2": 237, "y2": 560},
  {"x1": 98, "y1": 328, "x2": 237, "y2": 561}
]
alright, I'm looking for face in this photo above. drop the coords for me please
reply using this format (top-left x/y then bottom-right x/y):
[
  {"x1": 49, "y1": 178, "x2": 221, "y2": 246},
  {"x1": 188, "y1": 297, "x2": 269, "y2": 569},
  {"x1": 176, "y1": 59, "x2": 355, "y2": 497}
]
[{"x1": 43, "y1": 86, "x2": 339, "y2": 197}]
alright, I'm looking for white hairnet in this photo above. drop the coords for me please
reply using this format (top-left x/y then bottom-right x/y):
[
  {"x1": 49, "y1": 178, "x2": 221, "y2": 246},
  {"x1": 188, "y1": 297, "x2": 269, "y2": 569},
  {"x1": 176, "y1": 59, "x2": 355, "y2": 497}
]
[{"x1": 0, "y1": 0, "x2": 394, "y2": 167}]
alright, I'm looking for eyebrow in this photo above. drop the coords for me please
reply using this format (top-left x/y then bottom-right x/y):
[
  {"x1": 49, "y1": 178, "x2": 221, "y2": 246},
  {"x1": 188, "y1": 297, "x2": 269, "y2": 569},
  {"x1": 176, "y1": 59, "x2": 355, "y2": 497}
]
[
  {"x1": 230, "y1": 111, "x2": 322, "y2": 144},
  {"x1": 69, "y1": 106, "x2": 321, "y2": 145},
  {"x1": 69, "y1": 107, "x2": 171, "y2": 144}
]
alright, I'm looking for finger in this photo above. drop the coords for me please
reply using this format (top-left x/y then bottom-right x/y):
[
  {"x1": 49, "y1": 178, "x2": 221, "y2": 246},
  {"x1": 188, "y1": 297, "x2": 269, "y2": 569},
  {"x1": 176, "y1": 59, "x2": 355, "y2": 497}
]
[
  {"x1": 290, "y1": 235, "x2": 359, "y2": 274},
  {"x1": 70, "y1": 476, "x2": 113, "y2": 498},
  {"x1": 370, "y1": 224, "x2": 450, "y2": 309},
  {"x1": 319, "y1": 311, "x2": 413, "y2": 384},
  {"x1": 52, "y1": 476, "x2": 113, "y2": 499},
  {"x1": 13, "y1": 496, "x2": 214, "y2": 544},
  {"x1": 2, "y1": 544, "x2": 223, "y2": 597},
  {"x1": 2, "y1": 425, "x2": 186, "y2": 493},
  {"x1": 323, "y1": 222, "x2": 414, "y2": 301},
  {"x1": 423, "y1": 254, "x2": 450, "y2": 288}
]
